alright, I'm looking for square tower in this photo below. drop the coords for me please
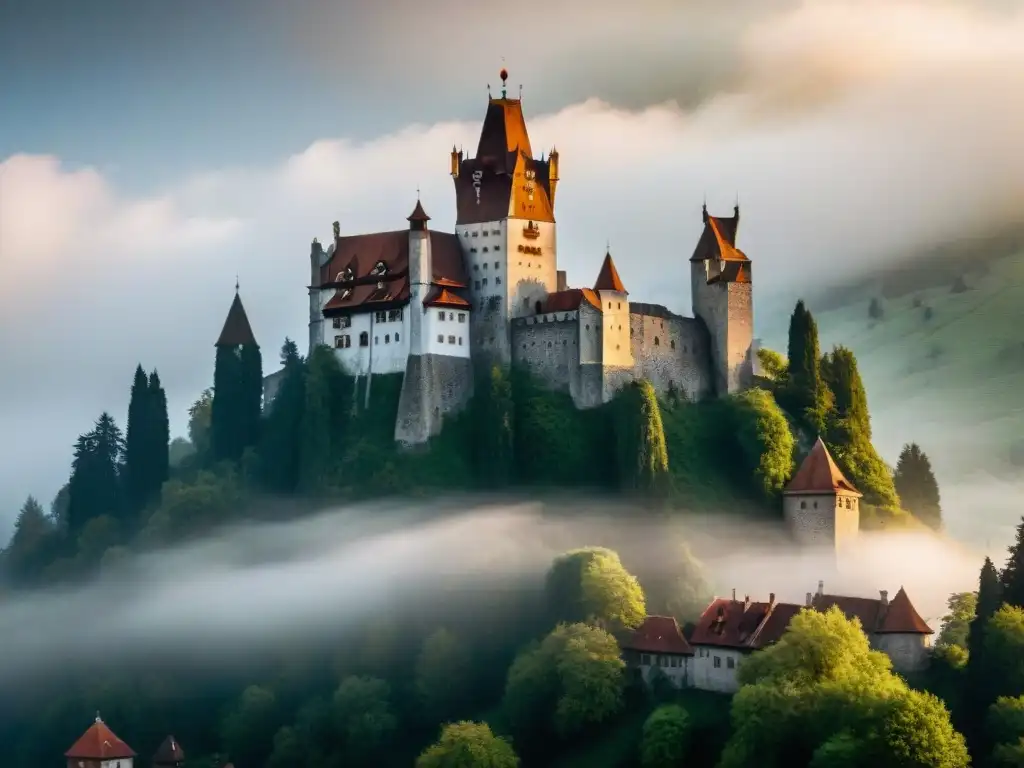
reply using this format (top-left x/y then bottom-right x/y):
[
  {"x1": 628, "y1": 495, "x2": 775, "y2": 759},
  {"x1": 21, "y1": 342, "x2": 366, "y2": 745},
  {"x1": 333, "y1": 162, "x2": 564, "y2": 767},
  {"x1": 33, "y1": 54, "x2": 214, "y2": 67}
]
[{"x1": 783, "y1": 438, "x2": 862, "y2": 551}]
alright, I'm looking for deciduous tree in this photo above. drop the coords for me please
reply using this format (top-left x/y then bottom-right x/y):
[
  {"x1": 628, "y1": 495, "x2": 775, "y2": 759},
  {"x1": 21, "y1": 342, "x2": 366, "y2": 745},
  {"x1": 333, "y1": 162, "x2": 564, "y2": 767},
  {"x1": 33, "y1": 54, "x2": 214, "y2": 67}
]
[
  {"x1": 730, "y1": 388, "x2": 794, "y2": 499},
  {"x1": 415, "y1": 628, "x2": 471, "y2": 724},
  {"x1": 416, "y1": 721, "x2": 519, "y2": 768},
  {"x1": 640, "y1": 703, "x2": 690, "y2": 768},
  {"x1": 332, "y1": 675, "x2": 397, "y2": 766},
  {"x1": 545, "y1": 547, "x2": 646, "y2": 633}
]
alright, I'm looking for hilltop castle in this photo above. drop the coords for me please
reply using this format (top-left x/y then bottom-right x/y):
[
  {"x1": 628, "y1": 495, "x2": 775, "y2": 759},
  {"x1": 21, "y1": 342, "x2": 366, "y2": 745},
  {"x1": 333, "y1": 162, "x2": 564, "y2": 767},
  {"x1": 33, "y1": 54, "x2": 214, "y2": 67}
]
[{"x1": 293, "y1": 69, "x2": 754, "y2": 445}]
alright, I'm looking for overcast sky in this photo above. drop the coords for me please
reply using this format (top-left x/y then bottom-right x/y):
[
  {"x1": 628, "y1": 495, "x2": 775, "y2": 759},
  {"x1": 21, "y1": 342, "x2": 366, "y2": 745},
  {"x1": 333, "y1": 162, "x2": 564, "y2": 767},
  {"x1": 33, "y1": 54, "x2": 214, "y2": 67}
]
[{"x1": 2, "y1": 0, "x2": 1024, "y2": 534}]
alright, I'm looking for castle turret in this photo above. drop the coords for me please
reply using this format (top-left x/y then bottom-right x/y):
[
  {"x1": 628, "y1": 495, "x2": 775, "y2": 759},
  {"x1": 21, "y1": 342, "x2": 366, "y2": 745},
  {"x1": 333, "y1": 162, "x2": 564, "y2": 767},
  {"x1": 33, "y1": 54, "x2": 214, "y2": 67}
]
[
  {"x1": 65, "y1": 714, "x2": 136, "y2": 768},
  {"x1": 594, "y1": 250, "x2": 633, "y2": 373},
  {"x1": 309, "y1": 236, "x2": 326, "y2": 353},
  {"x1": 450, "y1": 145, "x2": 459, "y2": 179},
  {"x1": 689, "y1": 204, "x2": 753, "y2": 394},
  {"x1": 407, "y1": 199, "x2": 432, "y2": 357},
  {"x1": 783, "y1": 437, "x2": 862, "y2": 550}
]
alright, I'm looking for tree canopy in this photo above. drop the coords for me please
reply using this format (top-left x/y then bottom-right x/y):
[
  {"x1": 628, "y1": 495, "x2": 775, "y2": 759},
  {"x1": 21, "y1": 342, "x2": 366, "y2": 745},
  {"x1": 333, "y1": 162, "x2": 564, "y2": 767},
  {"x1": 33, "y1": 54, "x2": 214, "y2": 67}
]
[
  {"x1": 544, "y1": 547, "x2": 646, "y2": 633},
  {"x1": 640, "y1": 703, "x2": 691, "y2": 768},
  {"x1": 783, "y1": 300, "x2": 830, "y2": 432},
  {"x1": 416, "y1": 722, "x2": 519, "y2": 768},
  {"x1": 613, "y1": 380, "x2": 670, "y2": 495},
  {"x1": 894, "y1": 443, "x2": 942, "y2": 529},
  {"x1": 729, "y1": 388, "x2": 795, "y2": 499}
]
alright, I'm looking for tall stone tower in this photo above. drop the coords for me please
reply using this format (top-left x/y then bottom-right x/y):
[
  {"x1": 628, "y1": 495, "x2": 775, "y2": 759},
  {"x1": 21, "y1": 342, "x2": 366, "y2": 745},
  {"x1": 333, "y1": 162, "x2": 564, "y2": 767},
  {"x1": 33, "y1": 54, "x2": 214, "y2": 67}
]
[
  {"x1": 451, "y1": 67, "x2": 559, "y2": 365},
  {"x1": 689, "y1": 204, "x2": 754, "y2": 395},
  {"x1": 783, "y1": 437, "x2": 863, "y2": 551}
]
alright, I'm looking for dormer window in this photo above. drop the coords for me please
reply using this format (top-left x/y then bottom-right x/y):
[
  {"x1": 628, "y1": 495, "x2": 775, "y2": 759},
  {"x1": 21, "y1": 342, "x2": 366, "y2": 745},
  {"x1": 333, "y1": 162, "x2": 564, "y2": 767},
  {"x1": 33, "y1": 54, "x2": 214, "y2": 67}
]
[
  {"x1": 376, "y1": 281, "x2": 384, "y2": 290},
  {"x1": 373, "y1": 260, "x2": 388, "y2": 276},
  {"x1": 339, "y1": 288, "x2": 352, "y2": 301},
  {"x1": 337, "y1": 266, "x2": 354, "y2": 283}
]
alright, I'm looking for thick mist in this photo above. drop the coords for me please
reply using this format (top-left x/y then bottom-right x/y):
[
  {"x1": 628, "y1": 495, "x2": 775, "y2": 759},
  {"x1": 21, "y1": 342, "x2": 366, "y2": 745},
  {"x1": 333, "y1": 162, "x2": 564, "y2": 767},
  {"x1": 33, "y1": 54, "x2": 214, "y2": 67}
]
[{"x1": 0, "y1": 496, "x2": 985, "y2": 688}]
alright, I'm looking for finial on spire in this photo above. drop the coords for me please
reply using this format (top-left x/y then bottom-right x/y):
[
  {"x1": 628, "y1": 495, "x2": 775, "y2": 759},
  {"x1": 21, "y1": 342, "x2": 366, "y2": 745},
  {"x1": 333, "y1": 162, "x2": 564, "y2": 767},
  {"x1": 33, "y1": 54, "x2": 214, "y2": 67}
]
[
  {"x1": 235, "y1": 275, "x2": 239, "y2": 294},
  {"x1": 499, "y1": 63, "x2": 508, "y2": 98},
  {"x1": 606, "y1": 239, "x2": 610, "y2": 254},
  {"x1": 519, "y1": 83, "x2": 523, "y2": 100},
  {"x1": 416, "y1": 185, "x2": 420, "y2": 201},
  {"x1": 96, "y1": 711, "x2": 102, "y2": 723}
]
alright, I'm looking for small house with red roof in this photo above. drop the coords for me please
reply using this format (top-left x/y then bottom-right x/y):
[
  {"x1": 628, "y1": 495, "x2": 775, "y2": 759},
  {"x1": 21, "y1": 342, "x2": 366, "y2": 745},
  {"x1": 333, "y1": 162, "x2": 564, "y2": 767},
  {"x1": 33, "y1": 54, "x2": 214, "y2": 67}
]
[
  {"x1": 678, "y1": 580, "x2": 934, "y2": 693},
  {"x1": 784, "y1": 437, "x2": 863, "y2": 550},
  {"x1": 263, "y1": 67, "x2": 756, "y2": 445},
  {"x1": 621, "y1": 615, "x2": 695, "y2": 687},
  {"x1": 65, "y1": 714, "x2": 136, "y2": 768}
]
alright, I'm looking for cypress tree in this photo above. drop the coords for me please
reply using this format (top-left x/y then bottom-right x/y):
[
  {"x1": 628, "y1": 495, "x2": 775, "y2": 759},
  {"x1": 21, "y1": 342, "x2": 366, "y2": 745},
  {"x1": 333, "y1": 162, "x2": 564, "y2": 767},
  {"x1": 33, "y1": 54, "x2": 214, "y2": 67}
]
[
  {"x1": 784, "y1": 300, "x2": 829, "y2": 432},
  {"x1": 148, "y1": 370, "x2": 170, "y2": 496},
  {"x1": 965, "y1": 557, "x2": 1004, "y2": 749},
  {"x1": 124, "y1": 364, "x2": 151, "y2": 512},
  {"x1": 298, "y1": 345, "x2": 336, "y2": 492},
  {"x1": 239, "y1": 342, "x2": 264, "y2": 451},
  {"x1": 893, "y1": 443, "x2": 942, "y2": 529},
  {"x1": 614, "y1": 380, "x2": 669, "y2": 495},
  {"x1": 1001, "y1": 516, "x2": 1024, "y2": 610},
  {"x1": 258, "y1": 339, "x2": 307, "y2": 493}
]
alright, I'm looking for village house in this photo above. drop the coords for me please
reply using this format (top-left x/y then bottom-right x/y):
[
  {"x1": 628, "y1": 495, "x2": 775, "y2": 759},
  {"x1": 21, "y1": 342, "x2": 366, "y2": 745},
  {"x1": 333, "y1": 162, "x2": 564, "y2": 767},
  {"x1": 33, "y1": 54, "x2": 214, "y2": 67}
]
[
  {"x1": 64, "y1": 717, "x2": 199, "y2": 768},
  {"x1": 623, "y1": 580, "x2": 934, "y2": 694}
]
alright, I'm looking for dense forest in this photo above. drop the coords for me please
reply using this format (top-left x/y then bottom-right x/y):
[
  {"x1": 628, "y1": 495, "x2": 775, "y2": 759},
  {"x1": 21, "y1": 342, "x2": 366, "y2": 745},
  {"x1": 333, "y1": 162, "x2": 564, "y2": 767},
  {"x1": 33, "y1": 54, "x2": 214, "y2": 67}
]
[{"x1": 0, "y1": 299, "x2": 1000, "y2": 767}]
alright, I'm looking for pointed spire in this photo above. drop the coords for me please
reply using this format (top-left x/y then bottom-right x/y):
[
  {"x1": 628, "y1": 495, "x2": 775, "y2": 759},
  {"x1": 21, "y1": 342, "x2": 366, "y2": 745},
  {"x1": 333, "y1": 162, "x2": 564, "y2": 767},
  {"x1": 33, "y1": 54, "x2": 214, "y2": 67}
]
[
  {"x1": 408, "y1": 198, "x2": 430, "y2": 231},
  {"x1": 784, "y1": 437, "x2": 860, "y2": 495},
  {"x1": 216, "y1": 290, "x2": 257, "y2": 347},
  {"x1": 594, "y1": 250, "x2": 627, "y2": 293}
]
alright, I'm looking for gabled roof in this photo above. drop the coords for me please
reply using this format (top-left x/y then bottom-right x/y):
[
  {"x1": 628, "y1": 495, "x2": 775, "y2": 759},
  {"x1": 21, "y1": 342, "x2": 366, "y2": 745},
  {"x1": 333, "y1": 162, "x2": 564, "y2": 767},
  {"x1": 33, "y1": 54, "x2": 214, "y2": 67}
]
[
  {"x1": 622, "y1": 616, "x2": 693, "y2": 655},
  {"x1": 785, "y1": 438, "x2": 861, "y2": 496},
  {"x1": 65, "y1": 717, "x2": 136, "y2": 760},
  {"x1": 424, "y1": 286, "x2": 471, "y2": 309},
  {"x1": 594, "y1": 252, "x2": 627, "y2": 293},
  {"x1": 877, "y1": 587, "x2": 933, "y2": 634},
  {"x1": 690, "y1": 207, "x2": 747, "y2": 263},
  {"x1": 153, "y1": 735, "x2": 186, "y2": 765},
  {"x1": 216, "y1": 292, "x2": 257, "y2": 347},
  {"x1": 541, "y1": 288, "x2": 602, "y2": 313}
]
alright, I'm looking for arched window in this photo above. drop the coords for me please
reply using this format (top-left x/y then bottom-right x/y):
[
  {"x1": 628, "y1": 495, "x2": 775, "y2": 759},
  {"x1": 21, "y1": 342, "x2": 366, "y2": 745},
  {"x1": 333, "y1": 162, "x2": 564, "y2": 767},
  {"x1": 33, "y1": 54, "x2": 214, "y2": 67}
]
[
  {"x1": 535, "y1": 300, "x2": 542, "y2": 314},
  {"x1": 654, "y1": 336, "x2": 660, "y2": 346},
  {"x1": 359, "y1": 331, "x2": 369, "y2": 347}
]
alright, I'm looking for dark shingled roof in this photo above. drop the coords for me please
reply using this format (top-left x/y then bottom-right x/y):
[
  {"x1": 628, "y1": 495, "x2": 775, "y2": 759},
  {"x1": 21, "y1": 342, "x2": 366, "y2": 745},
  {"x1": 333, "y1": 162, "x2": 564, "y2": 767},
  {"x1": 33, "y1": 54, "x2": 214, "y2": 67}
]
[
  {"x1": 216, "y1": 292, "x2": 258, "y2": 347},
  {"x1": 542, "y1": 288, "x2": 601, "y2": 313}
]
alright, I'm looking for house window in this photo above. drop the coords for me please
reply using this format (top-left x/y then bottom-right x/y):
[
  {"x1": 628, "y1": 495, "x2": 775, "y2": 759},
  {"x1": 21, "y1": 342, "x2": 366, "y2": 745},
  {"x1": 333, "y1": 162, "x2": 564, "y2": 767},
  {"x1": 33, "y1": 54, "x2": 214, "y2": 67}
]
[
  {"x1": 388, "y1": 309, "x2": 403, "y2": 322},
  {"x1": 475, "y1": 280, "x2": 481, "y2": 289},
  {"x1": 332, "y1": 317, "x2": 342, "y2": 328},
  {"x1": 618, "y1": 302, "x2": 621, "y2": 309},
  {"x1": 483, "y1": 247, "x2": 489, "y2": 253},
  {"x1": 483, "y1": 278, "x2": 488, "y2": 286},
  {"x1": 359, "y1": 332, "x2": 368, "y2": 347},
  {"x1": 395, "y1": 332, "x2": 400, "y2": 342},
  {"x1": 640, "y1": 654, "x2": 651, "y2": 666},
  {"x1": 654, "y1": 337, "x2": 660, "y2": 346},
  {"x1": 494, "y1": 245, "x2": 501, "y2": 251},
  {"x1": 727, "y1": 657, "x2": 735, "y2": 669},
  {"x1": 494, "y1": 261, "x2": 500, "y2": 268},
  {"x1": 670, "y1": 656, "x2": 679, "y2": 668},
  {"x1": 535, "y1": 300, "x2": 542, "y2": 314},
  {"x1": 483, "y1": 262, "x2": 489, "y2": 269},
  {"x1": 384, "y1": 334, "x2": 390, "y2": 343},
  {"x1": 458, "y1": 337, "x2": 463, "y2": 345},
  {"x1": 496, "y1": 277, "x2": 502, "y2": 285},
  {"x1": 335, "y1": 335, "x2": 351, "y2": 349},
  {"x1": 470, "y1": 247, "x2": 477, "y2": 253},
  {"x1": 714, "y1": 656, "x2": 722, "y2": 668},
  {"x1": 448, "y1": 335, "x2": 456, "y2": 344},
  {"x1": 801, "y1": 501, "x2": 807, "y2": 509},
  {"x1": 437, "y1": 334, "x2": 444, "y2": 343},
  {"x1": 491, "y1": 229, "x2": 500, "y2": 235},
  {"x1": 458, "y1": 313, "x2": 466, "y2": 323},
  {"x1": 472, "y1": 231, "x2": 478, "y2": 237},
  {"x1": 438, "y1": 311, "x2": 445, "y2": 321},
  {"x1": 846, "y1": 498, "x2": 852, "y2": 509},
  {"x1": 374, "y1": 311, "x2": 386, "y2": 323},
  {"x1": 449, "y1": 312, "x2": 455, "y2": 320}
]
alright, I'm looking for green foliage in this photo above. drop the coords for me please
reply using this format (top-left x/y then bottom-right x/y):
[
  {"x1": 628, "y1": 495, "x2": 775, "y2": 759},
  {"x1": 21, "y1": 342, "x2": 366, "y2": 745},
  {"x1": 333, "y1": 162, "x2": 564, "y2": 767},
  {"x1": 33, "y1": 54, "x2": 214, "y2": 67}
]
[
  {"x1": 2, "y1": 496, "x2": 58, "y2": 585},
  {"x1": 728, "y1": 388, "x2": 795, "y2": 500},
  {"x1": 416, "y1": 721, "x2": 520, "y2": 768},
  {"x1": 783, "y1": 300, "x2": 831, "y2": 433},
  {"x1": 148, "y1": 371, "x2": 171, "y2": 497},
  {"x1": 1002, "y1": 516, "x2": 1024, "y2": 611},
  {"x1": 211, "y1": 340, "x2": 262, "y2": 464},
  {"x1": 757, "y1": 347, "x2": 788, "y2": 381},
  {"x1": 992, "y1": 738, "x2": 1024, "y2": 767},
  {"x1": 221, "y1": 685, "x2": 281, "y2": 768},
  {"x1": 67, "y1": 412, "x2": 125, "y2": 536},
  {"x1": 503, "y1": 623, "x2": 625, "y2": 742},
  {"x1": 721, "y1": 607, "x2": 968, "y2": 768},
  {"x1": 613, "y1": 380, "x2": 670, "y2": 496},
  {"x1": 640, "y1": 703, "x2": 690, "y2": 767},
  {"x1": 124, "y1": 365, "x2": 171, "y2": 519},
  {"x1": 415, "y1": 628, "x2": 471, "y2": 724},
  {"x1": 936, "y1": 592, "x2": 977, "y2": 650},
  {"x1": 983, "y1": 605, "x2": 1024, "y2": 701},
  {"x1": 965, "y1": 556, "x2": 1005, "y2": 746},
  {"x1": 333, "y1": 675, "x2": 398, "y2": 765},
  {"x1": 894, "y1": 443, "x2": 942, "y2": 529},
  {"x1": 188, "y1": 389, "x2": 213, "y2": 460},
  {"x1": 545, "y1": 547, "x2": 646, "y2": 634},
  {"x1": 298, "y1": 345, "x2": 344, "y2": 493},
  {"x1": 472, "y1": 365, "x2": 515, "y2": 487},
  {"x1": 988, "y1": 696, "x2": 1024, "y2": 747},
  {"x1": 138, "y1": 469, "x2": 244, "y2": 547},
  {"x1": 258, "y1": 340, "x2": 306, "y2": 493}
]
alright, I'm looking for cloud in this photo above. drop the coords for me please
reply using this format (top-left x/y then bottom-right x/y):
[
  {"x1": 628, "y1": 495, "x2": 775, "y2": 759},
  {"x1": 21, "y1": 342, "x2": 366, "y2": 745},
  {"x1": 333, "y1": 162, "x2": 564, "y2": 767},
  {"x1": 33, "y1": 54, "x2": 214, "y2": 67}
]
[{"x1": 2, "y1": 0, "x2": 1024, "y2": 535}]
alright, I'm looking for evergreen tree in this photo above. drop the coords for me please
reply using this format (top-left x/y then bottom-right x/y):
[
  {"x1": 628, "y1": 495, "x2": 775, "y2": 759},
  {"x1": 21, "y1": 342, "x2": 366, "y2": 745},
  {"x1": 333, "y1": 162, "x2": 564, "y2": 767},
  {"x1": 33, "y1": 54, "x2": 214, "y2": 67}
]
[
  {"x1": 299, "y1": 345, "x2": 337, "y2": 492},
  {"x1": 4, "y1": 496, "x2": 55, "y2": 585},
  {"x1": 212, "y1": 290, "x2": 261, "y2": 463},
  {"x1": 613, "y1": 380, "x2": 669, "y2": 495},
  {"x1": 239, "y1": 342, "x2": 264, "y2": 451},
  {"x1": 868, "y1": 297, "x2": 884, "y2": 320},
  {"x1": 473, "y1": 365, "x2": 514, "y2": 487},
  {"x1": 148, "y1": 370, "x2": 170, "y2": 495},
  {"x1": 123, "y1": 364, "x2": 152, "y2": 512},
  {"x1": 259, "y1": 340, "x2": 307, "y2": 493},
  {"x1": 965, "y1": 557, "x2": 1003, "y2": 746},
  {"x1": 1002, "y1": 516, "x2": 1024, "y2": 610},
  {"x1": 67, "y1": 413, "x2": 125, "y2": 535},
  {"x1": 212, "y1": 346, "x2": 243, "y2": 462},
  {"x1": 784, "y1": 300, "x2": 829, "y2": 432},
  {"x1": 893, "y1": 443, "x2": 942, "y2": 529}
]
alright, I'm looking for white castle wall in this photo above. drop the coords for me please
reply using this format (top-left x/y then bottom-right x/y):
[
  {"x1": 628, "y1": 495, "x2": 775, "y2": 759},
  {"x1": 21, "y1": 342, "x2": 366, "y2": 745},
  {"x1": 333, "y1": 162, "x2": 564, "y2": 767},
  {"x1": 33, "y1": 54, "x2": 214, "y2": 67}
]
[
  {"x1": 324, "y1": 306, "x2": 410, "y2": 376},
  {"x1": 425, "y1": 307, "x2": 471, "y2": 357}
]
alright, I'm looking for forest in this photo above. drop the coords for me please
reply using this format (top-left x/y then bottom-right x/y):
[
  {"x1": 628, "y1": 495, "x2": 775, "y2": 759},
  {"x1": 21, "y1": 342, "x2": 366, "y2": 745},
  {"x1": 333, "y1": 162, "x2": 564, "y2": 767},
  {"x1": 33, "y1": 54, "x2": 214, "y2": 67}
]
[{"x1": 0, "y1": 298, "x2": 1000, "y2": 768}]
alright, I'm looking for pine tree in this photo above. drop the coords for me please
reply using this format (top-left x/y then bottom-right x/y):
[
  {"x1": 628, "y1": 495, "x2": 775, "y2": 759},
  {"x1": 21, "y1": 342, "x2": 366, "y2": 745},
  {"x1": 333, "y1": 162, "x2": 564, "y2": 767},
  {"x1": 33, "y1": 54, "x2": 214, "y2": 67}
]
[
  {"x1": 212, "y1": 345, "x2": 243, "y2": 462},
  {"x1": 893, "y1": 443, "x2": 942, "y2": 529},
  {"x1": 67, "y1": 413, "x2": 125, "y2": 535},
  {"x1": 964, "y1": 556, "x2": 1003, "y2": 747},
  {"x1": 123, "y1": 364, "x2": 152, "y2": 512},
  {"x1": 4, "y1": 496, "x2": 55, "y2": 585},
  {"x1": 784, "y1": 300, "x2": 829, "y2": 432},
  {"x1": 148, "y1": 370, "x2": 170, "y2": 496},
  {"x1": 258, "y1": 340, "x2": 307, "y2": 493},
  {"x1": 821, "y1": 346, "x2": 871, "y2": 440},
  {"x1": 1001, "y1": 516, "x2": 1024, "y2": 610},
  {"x1": 299, "y1": 345, "x2": 337, "y2": 492}
]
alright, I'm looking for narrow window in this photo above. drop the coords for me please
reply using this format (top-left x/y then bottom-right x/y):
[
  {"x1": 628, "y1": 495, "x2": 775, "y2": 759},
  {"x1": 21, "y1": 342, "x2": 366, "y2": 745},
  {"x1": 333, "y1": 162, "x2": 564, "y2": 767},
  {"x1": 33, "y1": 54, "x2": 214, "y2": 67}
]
[
  {"x1": 359, "y1": 332, "x2": 368, "y2": 347},
  {"x1": 375, "y1": 311, "x2": 386, "y2": 323},
  {"x1": 714, "y1": 656, "x2": 721, "y2": 669},
  {"x1": 332, "y1": 317, "x2": 341, "y2": 328},
  {"x1": 437, "y1": 334, "x2": 444, "y2": 343},
  {"x1": 670, "y1": 340, "x2": 676, "y2": 350},
  {"x1": 448, "y1": 335, "x2": 455, "y2": 344},
  {"x1": 458, "y1": 337, "x2": 463, "y2": 345},
  {"x1": 483, "y1": 278, "x2": 488, "y2": 286},
  {"x1": 384, "y1": 334, "x2": 390, "y2": 344},
  {"x1": 654, "y1": 337, "x2": 660, "y2": 346},
  {"x1": 494, "y1": 261, "x2": 499, "y2": 268},
  {"x1": 496, "y1": 277, "x2": 502, "y2": 285},
  {"x1": 395, "y1": 332, "x2": 400, "y2": 342},
  {"x1": 438, "y1": 311, "x2": 445, "y2": 321}
]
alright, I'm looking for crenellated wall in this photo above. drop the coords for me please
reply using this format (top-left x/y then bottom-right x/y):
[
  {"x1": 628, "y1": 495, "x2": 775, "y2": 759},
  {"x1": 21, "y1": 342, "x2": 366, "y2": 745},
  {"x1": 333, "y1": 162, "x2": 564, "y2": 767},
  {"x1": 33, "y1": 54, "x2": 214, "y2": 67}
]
[{"x1": 511, "y1": 311, "x2": 578, "y2": 392}]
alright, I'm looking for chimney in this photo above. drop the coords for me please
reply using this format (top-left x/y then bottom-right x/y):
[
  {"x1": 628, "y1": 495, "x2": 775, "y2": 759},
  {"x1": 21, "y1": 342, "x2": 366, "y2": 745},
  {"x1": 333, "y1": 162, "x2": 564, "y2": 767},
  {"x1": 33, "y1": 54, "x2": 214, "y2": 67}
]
[
  {"x1": 817, "y1": 580, "x2": 824, "y2": 597},
  {"x1": 879, "y1": 590, "x2": 889, "y2": 607},
  {"x1": 743, "y1": 595, "x2": 751, "y2": 611},
  {"x1": 769, "y1": 592, "x2": 776, "y2": 607},
  {"x1": 732, "y1": 588, "x2": 736, "y2": 601},
  {"x1": 556, "y1": 270, "x2": 567, "y2": 292},
  {"x1": 806, "y1": 592, "x2": 813, "y2": 607}
]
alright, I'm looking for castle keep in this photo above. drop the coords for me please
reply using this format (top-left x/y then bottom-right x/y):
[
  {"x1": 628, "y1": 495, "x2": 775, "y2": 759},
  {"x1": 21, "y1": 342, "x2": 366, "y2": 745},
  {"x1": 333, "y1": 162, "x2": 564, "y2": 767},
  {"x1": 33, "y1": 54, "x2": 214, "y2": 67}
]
[{"x1": 295, "y1": 69, "x2": 755, "y2": 445}]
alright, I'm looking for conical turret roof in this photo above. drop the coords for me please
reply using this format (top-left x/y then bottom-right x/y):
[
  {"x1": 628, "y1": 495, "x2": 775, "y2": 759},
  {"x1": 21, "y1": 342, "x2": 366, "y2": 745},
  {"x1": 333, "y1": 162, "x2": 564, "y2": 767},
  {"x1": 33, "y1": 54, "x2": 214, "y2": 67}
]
[
  {"x1": 216, "y1": 291, "x2": 257, "y2": 347},
  {"x1": 65, "y1": 715, "x2": 136, "y2": 760},
  {"x1": 594, "y1": 251, "x2": 627, "y2": 293},
  {"x1": 784, "y1": 437, "x2": 860, "y2": 496}
]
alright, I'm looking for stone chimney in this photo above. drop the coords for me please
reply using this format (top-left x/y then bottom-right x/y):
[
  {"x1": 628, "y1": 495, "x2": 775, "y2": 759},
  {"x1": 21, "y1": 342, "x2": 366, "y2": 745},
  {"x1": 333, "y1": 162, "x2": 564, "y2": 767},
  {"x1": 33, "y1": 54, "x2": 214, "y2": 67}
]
[
  {"x1": 743, "y1": 595, "x2": 751, "y2": 611},
  {"x1": 879, "y1": 590, "x2": 889, "y2": 607},
  {"x1": 769, "y1": 592, "x2": 776, "y2": 607},
  {"x1": 806, "y1": 592, "x2": 813, "y2": 607},
  {"x1": 732, "y1": 588, "x2": 736, "y2": 601},
  {"x1": 556, "y1": 270, "x2": 567, "y2": 292},
  {"x1": 817, "y1": 580, "x2": 824, "y2": 597}
]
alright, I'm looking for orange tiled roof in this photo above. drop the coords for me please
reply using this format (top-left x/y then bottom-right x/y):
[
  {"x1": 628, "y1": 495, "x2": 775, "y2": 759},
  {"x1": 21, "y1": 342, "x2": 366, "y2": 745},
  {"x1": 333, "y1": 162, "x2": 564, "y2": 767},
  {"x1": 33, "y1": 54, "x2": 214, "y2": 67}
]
[
  {"x1": 541, "y1": 288, "x2": 602, "y2": 313},
  {"x1": 424, "y1": 286, "x2": 471, "y2": 309},
  {"x1": 65, "y1": 718, "x2": 136, "y2": 760},
  {"x1": 877, "y1": 587, "x2": 933, "y2": 634},
  {"x1": 594, "y1": 251, "x2": 627, "y2": 293},
  {"x1": 622, "y1": 616, "x2": 693, "y2": 655},
  {"x1": 785, "y1": 438, "x2": 861, "y2": 496},
  {"x1": 690, "y1": 208, "x2": 747, "y2": 263}
]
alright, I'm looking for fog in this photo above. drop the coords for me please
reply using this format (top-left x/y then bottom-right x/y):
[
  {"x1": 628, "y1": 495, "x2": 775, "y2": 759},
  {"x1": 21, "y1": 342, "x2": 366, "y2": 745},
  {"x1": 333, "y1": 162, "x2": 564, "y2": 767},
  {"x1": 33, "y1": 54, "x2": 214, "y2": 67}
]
[{"x1": 0, "y1": 495, "x2": 987, "y2": 689}]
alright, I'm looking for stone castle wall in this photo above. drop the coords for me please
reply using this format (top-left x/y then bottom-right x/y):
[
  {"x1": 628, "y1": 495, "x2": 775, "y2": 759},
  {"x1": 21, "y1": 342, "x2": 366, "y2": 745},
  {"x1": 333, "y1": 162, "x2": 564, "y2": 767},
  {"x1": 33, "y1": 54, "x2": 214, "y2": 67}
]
[
  {"x1": 394, "y1": 354, "x2": 474, "y2": 445},
  {"x1": 629, "y1": 303, "x2": 712, "y2": 402},
  {"x1": 511, "y1": 311, "x2": 578, "y2": 392}
]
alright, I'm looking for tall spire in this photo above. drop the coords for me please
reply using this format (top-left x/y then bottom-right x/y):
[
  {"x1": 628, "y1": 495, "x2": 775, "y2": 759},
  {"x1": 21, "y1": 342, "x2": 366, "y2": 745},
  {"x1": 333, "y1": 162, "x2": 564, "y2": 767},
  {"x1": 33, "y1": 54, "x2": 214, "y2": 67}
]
[{"x1": 216, "y1": 290, "x2": 257, "y2": 347}]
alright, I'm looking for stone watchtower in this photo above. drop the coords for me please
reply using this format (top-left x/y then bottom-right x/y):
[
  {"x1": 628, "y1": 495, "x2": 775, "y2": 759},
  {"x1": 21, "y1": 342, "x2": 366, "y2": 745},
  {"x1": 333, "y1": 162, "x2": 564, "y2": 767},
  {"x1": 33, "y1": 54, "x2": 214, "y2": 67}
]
[
  {"x1": 783, "y1": 437, "x2": 863, "y2": 550},
  {"x1": 689, "y1": 204, "x2": 754, "y2": 395}
]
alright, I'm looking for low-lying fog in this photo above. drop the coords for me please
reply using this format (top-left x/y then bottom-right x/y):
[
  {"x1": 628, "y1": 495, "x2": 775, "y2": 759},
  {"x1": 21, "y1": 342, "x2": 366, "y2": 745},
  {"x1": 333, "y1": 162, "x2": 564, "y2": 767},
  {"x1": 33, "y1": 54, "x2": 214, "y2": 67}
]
[{"x1": 0, "y1": 496, "x2": 989, "y2": 688}]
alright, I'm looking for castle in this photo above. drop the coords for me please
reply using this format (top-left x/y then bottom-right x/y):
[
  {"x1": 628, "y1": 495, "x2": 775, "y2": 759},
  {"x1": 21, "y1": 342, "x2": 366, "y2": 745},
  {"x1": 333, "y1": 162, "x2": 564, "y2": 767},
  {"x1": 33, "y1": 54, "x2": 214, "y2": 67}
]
[{"x1": 294, "y1": 68, "x2": 754, "y2": 445}]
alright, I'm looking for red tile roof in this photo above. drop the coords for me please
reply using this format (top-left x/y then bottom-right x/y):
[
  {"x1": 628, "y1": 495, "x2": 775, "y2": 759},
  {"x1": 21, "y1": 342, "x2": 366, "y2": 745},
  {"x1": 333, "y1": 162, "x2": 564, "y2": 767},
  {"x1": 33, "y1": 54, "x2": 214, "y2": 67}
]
[
  {"x1": 216, "y1": 292, "x2": 257, "y2": 347},
  {"x1": 594, "y1": 252, "x2": 627, "y2": 293},
  {"x1": 877, "y1": 587, "x2": 933, "y2": 634},
  {"x1": 65, "y1": 718, "x2": 136, "y2": 760},
  {"x1": 623, "y1": 616, "x2": 694, "y2": 655},
  {"x1": 690, "y1": 208, "x2": 747, "y2": 263},
  {"x1": 541, "y1": 288, "x2": 601, "y2": 313},
  {"x1": 785, "y1": 438, "x2": 861, "y2": 496},
  {"x1": 689, "y1": 597, "x2": 776, "y2": 649},
  {"x1": 424, "y1": 286, "x2": 471, "y2": 309},
  {"x1": 407, "y1": 200, "x2": 430, "y2": 223}
]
